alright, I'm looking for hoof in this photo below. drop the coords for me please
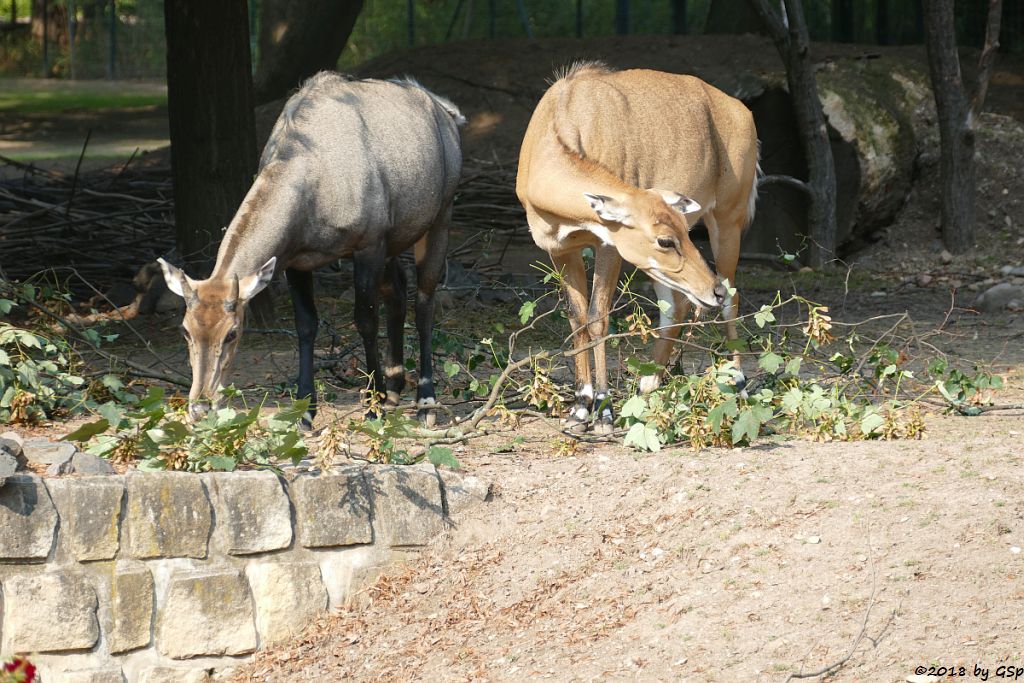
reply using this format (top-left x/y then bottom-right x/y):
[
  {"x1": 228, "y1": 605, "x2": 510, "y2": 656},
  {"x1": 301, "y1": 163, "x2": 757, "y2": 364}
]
[
  {"x1": 593, "y1": 417, "x2": 614, "y2": 435},
  {"x1": 734, "y1": 372, "x2": 748, "y2": 398},
  {"x1": 417, "y1": 397, "x2": 438, "y2": 427}
]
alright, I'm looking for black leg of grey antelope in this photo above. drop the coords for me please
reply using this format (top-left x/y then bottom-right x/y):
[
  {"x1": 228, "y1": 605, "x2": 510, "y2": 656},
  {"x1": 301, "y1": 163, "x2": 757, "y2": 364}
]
[
  {"x1": 550, "y1": 249, "x2": 594, "y2": 433},
  {"x1": 286, "y1": 267, "x2": 318, "y2": 428},
  {"x1": 380, "y1": 258, "x2": 408, "y2": 407},
  {"x1": 412, "y1": 212, "x2": 449, "y2": 426},
  {"x1": 587, "y1": 245, "x2": 622, "y2": 434},
  {"x1": 353, "y1": 247, "x2": 386, "y2": 414}
]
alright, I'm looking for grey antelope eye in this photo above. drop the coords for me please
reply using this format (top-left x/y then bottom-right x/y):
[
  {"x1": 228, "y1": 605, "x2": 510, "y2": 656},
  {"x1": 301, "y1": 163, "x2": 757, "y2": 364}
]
[
  {"x1": 657, "y1": 236, "x2": 678, "y2": 250},
  {"x1": 224, "y1": 329, "x2": 238, "y2": 345}
]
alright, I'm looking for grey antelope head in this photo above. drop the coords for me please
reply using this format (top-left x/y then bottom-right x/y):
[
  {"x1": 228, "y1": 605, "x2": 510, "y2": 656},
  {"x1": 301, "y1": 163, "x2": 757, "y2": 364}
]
[{"x1": 158, "y1": 257, "x2": 276, "y2": 421}]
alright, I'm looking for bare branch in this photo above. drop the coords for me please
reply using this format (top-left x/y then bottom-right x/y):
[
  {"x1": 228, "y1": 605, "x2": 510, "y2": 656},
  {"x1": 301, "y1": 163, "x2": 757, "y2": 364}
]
[{"x1": 971, "y1": 0, "x2": 1004, "y2": 118}]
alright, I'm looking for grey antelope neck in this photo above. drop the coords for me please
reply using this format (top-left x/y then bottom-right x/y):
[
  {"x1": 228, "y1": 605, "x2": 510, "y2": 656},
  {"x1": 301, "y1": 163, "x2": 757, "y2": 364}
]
[
  {"x1": 516, "y1": 62, "x2": 760, "y2": 433},
  {"x1": 160, "y1": 71, "x2": 465, "y2": 425}
]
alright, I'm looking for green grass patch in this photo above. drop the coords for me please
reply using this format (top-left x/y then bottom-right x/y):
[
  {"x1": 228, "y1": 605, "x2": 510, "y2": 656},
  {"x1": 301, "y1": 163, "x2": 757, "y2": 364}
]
[{"x1": 0, "y1": 85, "x2": 166, "y2": 113}]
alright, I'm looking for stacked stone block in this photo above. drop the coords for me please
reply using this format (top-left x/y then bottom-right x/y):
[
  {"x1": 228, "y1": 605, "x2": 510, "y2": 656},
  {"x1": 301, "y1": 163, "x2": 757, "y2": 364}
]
[{"x1": 0, "y1": 464, "x2": 489, "y2": 681}]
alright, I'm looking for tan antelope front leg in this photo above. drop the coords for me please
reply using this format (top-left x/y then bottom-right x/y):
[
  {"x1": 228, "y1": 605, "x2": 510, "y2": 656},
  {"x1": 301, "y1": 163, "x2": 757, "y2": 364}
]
[
  {"x1": 587, "y1": 245, "x2": 622, "y2": 434},
  {"x1": 641, "y1": 284, "x2": 692, "y2": 394},
  {"x1": 551, "y1": 250, "x2": 594, "y2": 432}
]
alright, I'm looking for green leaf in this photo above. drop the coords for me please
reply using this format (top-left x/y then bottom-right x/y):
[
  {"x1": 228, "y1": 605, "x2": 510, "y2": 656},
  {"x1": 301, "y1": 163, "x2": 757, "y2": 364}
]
[
  {"x1": 758, "y1": 352, "x2": 785, "y2": 374},
  {"x1": 426, "y1": 445, "x2": 461, "y2": 469},
  {"x1": 137, "y1": 458, "x2": 167, "y2": 472},
  {"x1": 754, "y1": 305, "x2": 776, "y2": 328},
  {"x1": 707, "y1": 397, "x2": 738, "y2": 432},
  {"x1": 623, "y1": 422, "x2": 661, "y2": 452},
  {"x1": 206, "y1": 456, "x2": 237, "y2": 471},
  {"x1": 63, "y1": 418, "x2": 110, "y2": 442},
  {"x1": 731, "y1": 409, "x2": 762, "y2": 445},
  {"x1": 626, "y1": 357, "x2": 661, "y2": 376},
  {"x1": 782, "y1": 387, "x2": 804, "y2": 413},
  {"x1": 0, "y1": 349, "x2": 8, "y2": 366},
  {"x1": 784, "y1": 357, "x2": 802, "y2": 376},
  {"x1": 860, "y1": 412, "x2": 884, "y2": 436},
  {"x1": 0, "y1": 299, "x2": 13, "y2": 315},
  {"x1": 97, "y1": 401, "x2": 125, "y2": 428},
  {"x1": 619, "y1": 395, "x2": 648, "y2": 420},
  {"x1": 518, "y1": 300, "x2": 537, "y2": 325},
  {"x1": 444, "y1": 360, "x2": 460, "y2": 378}
]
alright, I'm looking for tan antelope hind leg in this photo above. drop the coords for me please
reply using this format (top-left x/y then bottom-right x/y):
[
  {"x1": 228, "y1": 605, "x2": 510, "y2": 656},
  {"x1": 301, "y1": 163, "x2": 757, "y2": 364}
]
[
  {"x1": 707, "y1": 211, "x2": 746, "y2": 393},
  {"x1": 551, "y1": 250, "x2": 595, "y2": 431}
]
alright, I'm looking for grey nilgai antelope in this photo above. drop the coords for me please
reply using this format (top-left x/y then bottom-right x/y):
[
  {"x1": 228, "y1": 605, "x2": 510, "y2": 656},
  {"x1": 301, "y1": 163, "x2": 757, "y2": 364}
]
[
  {"x1": 516, "y1": 63, "x2": 760, "y2": 433},
  {"x1": 159, "y1": 72, "x2": 465, "y2": 425}
]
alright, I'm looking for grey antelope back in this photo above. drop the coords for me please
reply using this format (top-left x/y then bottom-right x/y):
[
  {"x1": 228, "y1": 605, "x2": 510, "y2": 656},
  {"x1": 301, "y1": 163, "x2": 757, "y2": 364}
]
[{"x1": 159, "y1": 72, "x2": 465, "y2": 422}]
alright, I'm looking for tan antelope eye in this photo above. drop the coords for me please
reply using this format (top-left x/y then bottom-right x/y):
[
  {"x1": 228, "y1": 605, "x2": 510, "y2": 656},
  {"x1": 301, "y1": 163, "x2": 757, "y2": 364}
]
[
  {"x1": 656, "y1": 236, "x2": 678, "y2": 250},
  {"x1": 224, "y1": 329, "x2": 238, "y2": 345},
  {"x1": 180, "y1": 325, "x2": 191, "y2": 342}
]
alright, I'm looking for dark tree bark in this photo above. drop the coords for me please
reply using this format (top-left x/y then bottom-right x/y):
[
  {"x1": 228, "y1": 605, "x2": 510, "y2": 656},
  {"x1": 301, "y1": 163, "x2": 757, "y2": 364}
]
[
  {"x1": 923, "y1": 0, "x2": 1003, "y2": 253},
  {"x1": 831, "y1": 0, "x2": 853, "y2": 42},
  {"x1": 671, "y1": 0, "x2": 687, "y2": 34},
  {"x1": 254, "y1": 0, "x2": 365, "y2": 105},
  {"x1": 164, "y1": 0, "x2": 258, "y2": 273},
  {"x1": 749, "y1": 0, "x2": 838, "y2": 268},
  {"x1": 706, "y1": 0, "x2": 767, "y2": 35}
]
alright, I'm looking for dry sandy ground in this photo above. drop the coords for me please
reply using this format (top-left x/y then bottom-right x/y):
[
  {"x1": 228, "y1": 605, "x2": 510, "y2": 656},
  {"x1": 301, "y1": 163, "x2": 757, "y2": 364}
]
[{"x1": 234, "y1": 392, "x2": 1024, "y2": 683}]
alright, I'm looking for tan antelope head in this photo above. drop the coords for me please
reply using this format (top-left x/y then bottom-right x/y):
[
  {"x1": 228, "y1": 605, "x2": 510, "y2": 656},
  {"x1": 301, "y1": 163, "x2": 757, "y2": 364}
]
[
  {"x1": 158, "y1": 257, "x2": 276, "y2": 421},
  {"x1": 582, "y1": 189, "x2": 728, "y2": 308}
]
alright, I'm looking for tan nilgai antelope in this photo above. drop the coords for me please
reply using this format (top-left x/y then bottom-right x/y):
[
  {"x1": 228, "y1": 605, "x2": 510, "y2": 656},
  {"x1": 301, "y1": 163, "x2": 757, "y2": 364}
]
[
  {"x1": 516, "y1": 63, "x2": 759, "y2": 433},
  {"x1": 159, "y1": 73, "x2": 464, "y2": 425}
]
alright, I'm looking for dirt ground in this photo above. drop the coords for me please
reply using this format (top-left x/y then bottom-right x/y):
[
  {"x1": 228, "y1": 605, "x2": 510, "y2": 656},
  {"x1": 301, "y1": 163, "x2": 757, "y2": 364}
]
[{"x1": 3, "y1": 37, "x2": 1024, "y2": 683}]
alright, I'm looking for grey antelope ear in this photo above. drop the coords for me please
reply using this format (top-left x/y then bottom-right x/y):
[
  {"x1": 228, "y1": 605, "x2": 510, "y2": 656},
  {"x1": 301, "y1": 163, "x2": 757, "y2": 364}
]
[
  {"x1": 583, "y1": 193, "x2": 632, "y2": 225},
  {"x1": 654, "y1": 190, "x2": 702, "y2": 216},
  {"x1": 237, "y1": 257, "x2": 277, "y2": 302},
  {"x1": 157, "y1": 258, "x2": 198, "y2": 306}
]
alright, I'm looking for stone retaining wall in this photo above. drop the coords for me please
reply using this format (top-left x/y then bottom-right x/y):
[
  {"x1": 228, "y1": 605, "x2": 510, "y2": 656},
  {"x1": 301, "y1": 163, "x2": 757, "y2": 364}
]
[{"x1": 0, "y1": 464, "x2": 490, "y2": 682}]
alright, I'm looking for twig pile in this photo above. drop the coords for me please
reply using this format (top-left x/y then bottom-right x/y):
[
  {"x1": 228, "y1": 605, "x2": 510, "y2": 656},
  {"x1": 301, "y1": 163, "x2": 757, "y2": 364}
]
[
  {"x1": 0, "y1": 153, "x2": 174, "y2": 291},
  {"x1": 0, "y1": 153, "x2": 532, "y2": 294}
]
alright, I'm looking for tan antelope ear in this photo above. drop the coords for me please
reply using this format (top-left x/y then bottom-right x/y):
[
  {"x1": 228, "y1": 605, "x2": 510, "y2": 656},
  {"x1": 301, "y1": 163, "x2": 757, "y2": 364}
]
[
  {"x1": 238, "y1": 257, "x2": 277, "y2": 301},
  {"x1": 655, "y1": 190, "x2": 702, "y2": 216},
  {"x1": 583, "y1": 193, "x2": 632, "y2": 225},
  {"x1": 157, "y1": 258, "x2": 197, "y2": 301}
]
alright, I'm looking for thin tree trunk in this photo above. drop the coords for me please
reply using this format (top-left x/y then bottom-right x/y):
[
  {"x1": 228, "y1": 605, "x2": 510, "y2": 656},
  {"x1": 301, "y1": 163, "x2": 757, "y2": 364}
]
[
  {"x1": 972, "y1": 0, "x2": 1004, "y2": 116},
  {"x1": 707, "y1": 0, "x2": 767, "y2": 35},
  {"x1": 164, "y1": 0, "x2": 258, "y2": 273},
  {"x1": 831, "y1": 0, "x2": 853, "y2": 42},
  {"x1": 923, "y1": 0, "x2": 975, "y2": 253},
  {"x1": 749, "y1": 0, "x2": 838, "y2": 267},
  {"x1": 254, "y1": 0, "x2": 364, "y2": 105},
  {"x1": 671, "y1": 0, "x2": 688, "y2": 34}
]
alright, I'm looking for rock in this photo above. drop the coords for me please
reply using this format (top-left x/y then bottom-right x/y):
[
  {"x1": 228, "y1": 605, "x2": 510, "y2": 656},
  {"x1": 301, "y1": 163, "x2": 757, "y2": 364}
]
[
  {"x1": 975, "y1": 283, "x2": 1024, "y2": 312},
  {"x1": 0, "y1": 475, "x2": 58, "y2": 561},
  {"x1": 60, "y1": 669, "x2": 124, "y2": 683},
  {"x1": 246, "y1": 561, "x2": 329, "y2": 645},
  {"x1": 940, "y1": 249, "x2": 954, "y2": 264},
  {"x1": 47, "y1": 451, "x2": 116, "y2": 476},
  {"x1": 0, "y1": 451, "x2": 18, "y2": 486},
  {"x1": 22, "y1": 437, "x2": 76, "y2": 466},
  {"x1": 291, "y1": 466, "x2": 373, "y2": 548},
  {"x1": 123, "y1": 472, "x2": 212, "y2": 559},
  {"x1": 368, "y1": 464, "x2": 445, "y2": 546},
  {"x1": 204, "y1": 471, "x2": 292, "y2": 555},
  {"x1": 109, "y1": 562, "x2": 155, "y2": 653},
  {"x1": 0, "y1": 572, "x2": 99, "y2": 652},
  {"x1": 1000, "y1": 265, "x2": 1024, "y2": 277},
  {"x1": 438, "y1": 470, "x2": 493, "y2": 517},
  {"x1": 138, "y1": 667, "x2": 210, "y2": 683},
  {"x1": 916, "y1": 273, "x2": 933, "y2": 287},
  {"x1": 47, "y1": 477, "x2": 124, "y2": 561},
  {"x1": 157, "y1": 568, "x2": 257, "y2": 658},
  {"x1": 0, "y1": 431, "x2": 28, "y2": 470}
]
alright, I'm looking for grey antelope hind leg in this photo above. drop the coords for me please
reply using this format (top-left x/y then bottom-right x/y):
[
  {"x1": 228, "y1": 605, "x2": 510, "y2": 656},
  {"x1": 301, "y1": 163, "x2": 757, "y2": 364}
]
[
  {"x1": 412, "y1": 210, "x2": 451, "y2": 427},
  {"x1": 380, "y1": 258, "x2": 409, "y2": 407}
]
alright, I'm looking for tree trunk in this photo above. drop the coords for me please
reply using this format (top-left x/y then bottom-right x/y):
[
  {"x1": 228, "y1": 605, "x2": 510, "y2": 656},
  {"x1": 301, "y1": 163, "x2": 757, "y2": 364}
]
[
  {"x1": 671, "y1": 0, "x2": 687, "y2": 34},
  {"x1": 831, "y1": 0, "x2": 853, "y2": 42},
  {"x1": 876, "y1": 0, "x2": 889, "y2": 45},
  {"x1": 923, "y1": 0, "x2": 975, "y2": 253},
  {"x1": 164, "y1": 0, "x2": 258, "y2": 274},
  {"x1": 706, "y1": 0, "x2": 767, "y2": 35},
  {"x1": 254, "y1": 0, "x2": 365, "y2": 105},
  {"x1": 749, "y1": 0, "x2": 838, "y2": 267}
]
